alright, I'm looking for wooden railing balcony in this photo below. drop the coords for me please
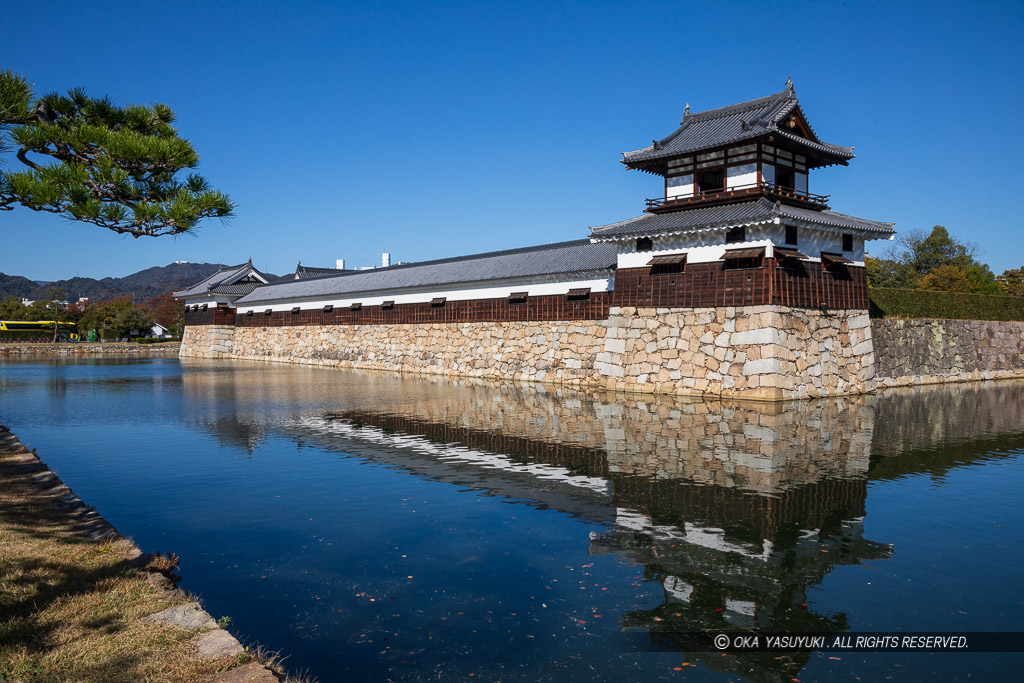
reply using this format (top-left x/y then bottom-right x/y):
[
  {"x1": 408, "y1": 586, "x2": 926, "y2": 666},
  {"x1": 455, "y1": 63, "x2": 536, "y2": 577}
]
[{"x1": 645, "y1": 182, "x2": 830, "y2": 213}]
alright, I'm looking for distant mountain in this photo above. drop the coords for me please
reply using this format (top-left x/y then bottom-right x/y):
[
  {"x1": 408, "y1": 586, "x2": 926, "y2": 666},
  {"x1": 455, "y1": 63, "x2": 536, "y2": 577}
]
[{"x1": 0, "y1": 262, "x2": 245, "y2": 303}]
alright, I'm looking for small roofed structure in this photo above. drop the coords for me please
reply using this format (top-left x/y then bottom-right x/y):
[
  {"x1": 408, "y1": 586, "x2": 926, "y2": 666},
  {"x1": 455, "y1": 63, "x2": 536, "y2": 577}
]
[{"x1": 173, "y1": 259, "x2": 273, "y2": 310}]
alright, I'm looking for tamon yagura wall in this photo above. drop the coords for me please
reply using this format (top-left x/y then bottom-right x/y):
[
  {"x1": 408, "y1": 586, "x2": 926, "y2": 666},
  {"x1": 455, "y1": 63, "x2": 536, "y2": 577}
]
[
  {"x1": 181, "y1": 261, "x2": 876, "y2": 400},
  {"x1": 872, "y1": 318, "x2": 1024, "y2": 388},
  {"x1": 181, "y1": 304, "x2": 874, "y2": 401}
]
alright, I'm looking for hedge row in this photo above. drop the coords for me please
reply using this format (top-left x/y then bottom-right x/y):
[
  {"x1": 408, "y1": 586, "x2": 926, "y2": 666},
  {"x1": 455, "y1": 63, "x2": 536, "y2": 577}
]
[{"x1": 869, "y1": 287, "x2": 1024, "y2": 321}]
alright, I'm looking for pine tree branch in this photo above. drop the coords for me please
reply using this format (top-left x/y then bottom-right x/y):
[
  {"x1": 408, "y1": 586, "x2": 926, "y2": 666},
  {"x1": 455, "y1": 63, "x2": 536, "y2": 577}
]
[{"x1": 1, "y1": 71, "x2": 234, "y2": 236}]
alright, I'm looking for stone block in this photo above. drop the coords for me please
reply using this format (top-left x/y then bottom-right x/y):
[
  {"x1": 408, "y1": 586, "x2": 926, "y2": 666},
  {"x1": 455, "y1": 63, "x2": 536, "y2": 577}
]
[
  {"x1": 605, "y1": 338, "x2": 626, "y2": 354},
  {"x1": 742, "y1": 358, "x2": 782, "y2": 376},
  {"x1": 730, "y1": 327, "x2": 781, "y2": 346}
]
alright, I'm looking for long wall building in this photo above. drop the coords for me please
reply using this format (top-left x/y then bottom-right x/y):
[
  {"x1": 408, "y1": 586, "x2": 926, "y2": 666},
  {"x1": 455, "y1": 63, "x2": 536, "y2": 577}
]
[{"x1": 177, "y1": 82, "x2": 900, "y2": 400}]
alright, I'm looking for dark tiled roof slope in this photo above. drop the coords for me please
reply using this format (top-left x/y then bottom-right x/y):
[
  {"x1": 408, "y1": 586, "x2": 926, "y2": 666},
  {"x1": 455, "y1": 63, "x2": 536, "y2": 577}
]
[
  {"x1": 207, "y1": 282, "x2": 264, "y2": 296},
  {"x1": 295, "y1": 265, "x2": 344, "y2": 280},
  {"x1": 589, "y1": 198, "x2": 894, "y2": 240},
  {"x1": 622, "y1": 86, "x2": 853, "y2": 167},
  {"x1": 234, "y1": 240, "x2": 618, "y2": 306}
]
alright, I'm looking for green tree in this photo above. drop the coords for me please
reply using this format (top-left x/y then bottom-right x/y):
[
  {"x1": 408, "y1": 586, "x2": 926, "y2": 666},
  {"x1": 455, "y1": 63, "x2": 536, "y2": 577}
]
[
  {"x1": 918, "y1": 264, "x2": 974, "y2": 293},
  {"x1": 869, "y1": 225, "x2": 1001, "y2": 295},
  {"x1": 896, "y1": 226, "x2": 976, "y2": 274},
  {"x1": 0, "y1": 295, "x2": 27, "y2": 320},
  {"x1": 963, "y1": 263, "x2": 1002, "y2": 295},
  {"x1": 79, "y1": 299, "x2": 154, "y2": 340},
  {"x1": 24, "y1": 299, "x2": 56, "y2": 319},
  {"x1": 997, "y1": 267, "x2": 1024, "y2": 297},
  {"x1": 865, "y1": 256, "x2": 919, "y2": 288},
  {"x1": 1, "y1": 69, "x2": 234, "y2": 237},
  {"x1": 46, "y1": 286, "x2": 66, "y2": 342}
]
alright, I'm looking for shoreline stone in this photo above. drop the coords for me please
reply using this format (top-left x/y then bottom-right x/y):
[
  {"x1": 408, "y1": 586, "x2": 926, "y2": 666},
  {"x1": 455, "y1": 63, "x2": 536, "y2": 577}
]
[{"x1": 0, "y1": 425, "x2": 280, "y2": 681}]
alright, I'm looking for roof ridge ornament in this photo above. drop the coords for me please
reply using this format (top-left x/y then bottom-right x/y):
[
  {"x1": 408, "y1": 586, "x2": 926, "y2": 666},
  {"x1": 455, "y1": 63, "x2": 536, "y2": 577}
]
[
  {"x1": 773, "y1": 200, "x2": 782, "y2": 215},
  {"x1": 679, "y1": 103, "x2": 694, "y2": 126},
  {"x1": 786, "y1": 76, "x2": 794, "y2": 91}
]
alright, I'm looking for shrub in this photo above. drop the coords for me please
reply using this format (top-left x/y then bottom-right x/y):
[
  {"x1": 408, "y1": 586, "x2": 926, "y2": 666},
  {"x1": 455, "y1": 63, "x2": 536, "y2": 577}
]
[{"x1": 869, "y1": 287, "x2": 1024, "y2": 321}]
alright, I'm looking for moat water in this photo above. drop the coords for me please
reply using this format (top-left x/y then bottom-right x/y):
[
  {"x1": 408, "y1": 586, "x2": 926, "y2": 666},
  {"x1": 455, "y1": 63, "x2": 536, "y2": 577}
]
[{"x1": 1, "y1": 358, "x2": 1022, "y2": 681}]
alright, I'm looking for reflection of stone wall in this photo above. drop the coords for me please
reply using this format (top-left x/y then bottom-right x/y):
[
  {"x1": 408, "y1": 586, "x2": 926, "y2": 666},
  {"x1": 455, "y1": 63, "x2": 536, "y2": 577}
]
[
  {"x1": 600, "y1": 397, "x2": 874, "y2": 493},
  {"x1": 179, "y1": 304, "x2": 874, "y2": 399},
  {"x1": 873, "y1": 319, "x2": 1024, "y2": 388},
  {"x1": 870, "y1": 380, "x2": 1024, "y2": 460}
]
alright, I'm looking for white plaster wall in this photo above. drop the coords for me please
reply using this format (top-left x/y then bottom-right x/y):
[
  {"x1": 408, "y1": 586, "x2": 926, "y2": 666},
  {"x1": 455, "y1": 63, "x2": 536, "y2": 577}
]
[
  {"x1": 726, "y1": 164, "x2": 757, "y2": 190},
  {"x1": 617, "y1": 222, "x2": 777, "y2": 268},
  {"x1": 763, "y1": 224, "x2": 865, "y2": 263},
  {"x1": 235, "y1": 273, "x2": 613, "y2": 313},
  {"x1": 614, "y1": 222, "x2": 869, "y2": 269},
  {"x1": 666, "y1": 174, "x2": 694, "y2": 199},
  {"x1": 184, "y1": 295, "x2": 238, "y2": 307}
]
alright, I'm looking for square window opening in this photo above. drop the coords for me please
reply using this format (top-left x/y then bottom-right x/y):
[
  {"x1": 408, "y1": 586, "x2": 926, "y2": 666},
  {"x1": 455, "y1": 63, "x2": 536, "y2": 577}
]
[
  {"x1": 786, "y1": 225, "x2": 798, "y2": 245},
  {"x1": 698, "y1": 169, "x2": 725, "y2": 195}
]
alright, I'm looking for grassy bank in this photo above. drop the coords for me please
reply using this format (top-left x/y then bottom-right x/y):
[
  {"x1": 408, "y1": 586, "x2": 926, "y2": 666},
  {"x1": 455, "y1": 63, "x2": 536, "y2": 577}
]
[{"x1": 0, "y1": 427, "x2": 292, "y2": 682}]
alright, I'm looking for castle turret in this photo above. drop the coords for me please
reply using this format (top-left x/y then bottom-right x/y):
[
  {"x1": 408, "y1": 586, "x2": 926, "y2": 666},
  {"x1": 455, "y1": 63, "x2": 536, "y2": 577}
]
[{"x1": 623, "y1": 80, "x2": 853, "y2": 212}]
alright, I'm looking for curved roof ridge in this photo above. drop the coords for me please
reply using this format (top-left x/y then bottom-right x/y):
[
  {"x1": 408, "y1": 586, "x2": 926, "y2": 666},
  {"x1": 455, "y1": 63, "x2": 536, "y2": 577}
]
[
  {"x1": 650, "y1": 89, "x2": 792, "y2": 151},
  {"x1": 685, "y1": 88, "x2": 791, "y2": 123}
]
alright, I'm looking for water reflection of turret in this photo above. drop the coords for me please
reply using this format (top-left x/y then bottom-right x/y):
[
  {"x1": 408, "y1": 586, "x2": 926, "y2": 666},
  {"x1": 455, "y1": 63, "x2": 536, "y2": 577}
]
[
  {"x1": 585, "y1": 397, "x2": 888, "y2": 682},
  {"x1": 301, "y1": 394, "x2": 892, "y2": 683}
]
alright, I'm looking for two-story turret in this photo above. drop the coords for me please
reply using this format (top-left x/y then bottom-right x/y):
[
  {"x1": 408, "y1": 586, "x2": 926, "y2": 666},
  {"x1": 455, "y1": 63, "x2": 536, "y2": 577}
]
[{"x1": 590, "y1": 79, "x2": 893, "y2": 313}]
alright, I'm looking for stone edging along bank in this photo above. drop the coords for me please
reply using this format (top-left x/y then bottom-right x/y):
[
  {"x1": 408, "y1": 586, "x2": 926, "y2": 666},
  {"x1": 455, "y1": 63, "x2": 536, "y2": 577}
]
[
  {"x1": 0, "y1": 425, "x2": 279, "y2": 682},
  {"x1": 0, "y1": 343, "x2": 181, "y2": 356}
]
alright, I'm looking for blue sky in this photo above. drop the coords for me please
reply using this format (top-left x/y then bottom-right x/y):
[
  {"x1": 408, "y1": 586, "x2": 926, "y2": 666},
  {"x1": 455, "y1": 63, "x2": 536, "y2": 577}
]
[{"x1": 2, "y1": 0, "x2": 1022, "y2": 280}]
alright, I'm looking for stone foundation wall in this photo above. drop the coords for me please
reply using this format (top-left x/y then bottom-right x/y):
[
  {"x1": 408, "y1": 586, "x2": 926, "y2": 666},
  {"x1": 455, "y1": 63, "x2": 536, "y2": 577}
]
[
  {"x1": 180, "y1": 325, "x2": 235, "y2": 359},
  {"x1": 599, "y1": 306, "x2": 873, "y2": 400},
  {"x1": 872, "y1": 318, "x2": 1024, "y2": 388},
  {"x1": 180, "y1": 305, "x2": 874, "y2": 399},
  {"x1": 228, "y1": 321, "x2": 609, "y2": 386}
]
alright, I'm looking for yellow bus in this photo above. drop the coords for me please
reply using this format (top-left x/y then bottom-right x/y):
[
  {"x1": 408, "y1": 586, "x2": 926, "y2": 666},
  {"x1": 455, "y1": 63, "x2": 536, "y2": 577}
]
[{"x1": 0, "y1": 321, "x2": 79, "y2": 341}]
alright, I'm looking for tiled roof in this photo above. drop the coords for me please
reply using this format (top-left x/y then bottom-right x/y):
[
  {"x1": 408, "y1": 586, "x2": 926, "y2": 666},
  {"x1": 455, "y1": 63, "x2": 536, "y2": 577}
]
[
  {"x1": 622, "y1": 85, "x2": 853, "y2": 168},
  {"x1": 173, "y1": 262, "x2": 273, "y2": 298},
  {"x1": 207, "y1": 282, "x2": 263, "y2": 296},
  {"x1": 234, "y1": 240, "x2": 618, "y2": 306},
  {"x1": 295, "y1": 264, "x2": 344, "y2": 280},
  {"x1": 589, "y1": 198, "x2": 894, "y2": 240}
]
